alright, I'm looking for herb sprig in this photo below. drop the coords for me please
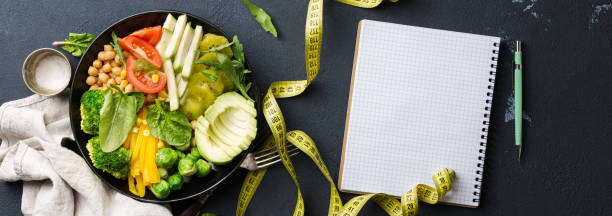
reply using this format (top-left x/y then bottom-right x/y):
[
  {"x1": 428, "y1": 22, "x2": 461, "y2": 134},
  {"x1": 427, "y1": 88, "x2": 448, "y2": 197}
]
[
  {"x1": 110, "y1": 32, "x2": 126, "y2": 66},
  {"x1": 195, "y1": 36, "x2": 252, "y2": 101}
]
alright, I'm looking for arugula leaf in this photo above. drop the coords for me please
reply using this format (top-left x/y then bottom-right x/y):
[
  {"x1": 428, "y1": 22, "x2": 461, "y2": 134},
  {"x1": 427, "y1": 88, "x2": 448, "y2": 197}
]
[
  {"x1": 197, "y1": 42, "x2": 234, "y2": 53},
  {"x1": 231, "y1": 35, "x2": 245, "y2": 64},
  {"x1": 99, "y1": 86, "x2": 144, "y2": 152},
  {"x1": 195, "y1": 60, "x2": 220, "y2": 67},
  {"x1": 146, "y1": 100, "x2": 192, "y2": 147},
  {"x1": 110, "y1": 32, "x2": 126, "y2": 66},
  {"x1": 52, "y1": 33, "x2": 95, "y2": 57},
  {"x1": 216, "y1": 53, "x2": 252, "y2": 101},
  {"x1": 201, "y1": 71, "x2": 219, "y2": 82},
  {"x1": 240, "y1": 0, "x2": 278, "y2": 37}
]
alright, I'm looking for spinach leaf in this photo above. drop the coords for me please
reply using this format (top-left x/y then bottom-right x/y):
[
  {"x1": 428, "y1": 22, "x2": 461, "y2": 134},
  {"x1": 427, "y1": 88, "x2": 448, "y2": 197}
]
[
  {"x1": 99, "y1": 86, "x2": 144, "y2": 152},
  {"x1": 241, "y1": 0, "x2": 278, "y2": 37},
  {"x1": 52, "y1": 33, "x2": 95, "y2": 57},
  {"x1": 147, "y1": 100, "x2": 192, "y2": 147}
]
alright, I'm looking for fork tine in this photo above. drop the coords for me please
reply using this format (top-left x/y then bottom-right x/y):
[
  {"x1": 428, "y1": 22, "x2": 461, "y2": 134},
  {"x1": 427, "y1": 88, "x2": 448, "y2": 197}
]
[
  {"x1": 256, "y1": 150, "x2": 301, "y2": 169},
  {"x1": 255, "y1": 145, "x2": 300, "y2": 166},
  {"x1": 253, "y1": 145, "x2": 279, "y2": 157},
  {"x1": 254, "y1": 143, "x2": 296, "y2": 160}
]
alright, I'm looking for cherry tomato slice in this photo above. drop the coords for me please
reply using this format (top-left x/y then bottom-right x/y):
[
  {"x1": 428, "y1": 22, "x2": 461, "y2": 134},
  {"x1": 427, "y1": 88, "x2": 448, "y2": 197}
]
[
  {"x1": 129, "y1": 25, "x2": 162, "y2": 46},
  {"x1": 126, "y1": 56, "x2": 167, "y2": 94},
  {"x1": 120, "y1": 35, "x2": 162, "y2": 68}
]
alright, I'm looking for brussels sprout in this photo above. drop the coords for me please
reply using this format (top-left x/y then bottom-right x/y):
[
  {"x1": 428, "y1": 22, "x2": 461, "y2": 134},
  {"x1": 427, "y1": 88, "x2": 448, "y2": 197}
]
[
  {"x1": 155, "y1": 148, "x2": 178, "y2": 169},
  {"x1": 150, "y1": 179, "x2": 170, "y2": 199},
  {"x1": 158, "y1": 167, "x2": 168, "y2": 179},
  {"x1": 188, "y1": 147, "x2": 201, "y2": 161},
  {"x1": 178, "y1": 158, "x2": 197, "y2": 176},
  {"x1": 168, "y1": 173, "x2": 183, "y2": 190},
  {"x1": 195, "y1": 159, "x2": 211, "y2": 177},
  {"x1": 176, "y1": 150, "x2": 186, "y2": 159},
  {"x1": 175, "y1": 142, "x2": 190, "y2": 151}
]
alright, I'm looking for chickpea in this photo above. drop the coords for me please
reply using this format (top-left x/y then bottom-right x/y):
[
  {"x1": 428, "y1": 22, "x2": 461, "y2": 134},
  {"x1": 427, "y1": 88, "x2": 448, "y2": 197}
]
[
  {"x1": 104, "y1": 51, "x2": 116, "y2": 61},
  {"x1": 97, "y1": 79, "x2": 103, "y2": 86},
  {"x1": 124, "y1": 84, "x2": 134, "y2": 92},
  {"x1": 110, "y1": 62, "x2": 119, "y2": 68},
  {"x1": 102, "y1": 63, "x2": 112, "y2": 73},
  {"x1": 107, "y1": 78, "x2": 116, "y2": 86},
  {"x1": 86, "y1": 76, "x2": 97, "y2": 85},
  {"x1": 97, "y1": 52, "x2": 105, "y2": 61},
  {"x1": 111, "y1": 67, "x2": 121, "y2": 75},
  {"x1": 92, "y1": 60, "x2": 102, "y2": 69},
  {"x1": 98, "y1": 73, "x2": 110, "y2": 83},
  {"x1": 104, "y1": 45, "x2": 113, "y2": 51},
  {"x1": 114, "y1": 55, "x2": 122, "y2": 65},
  {"x1": 114, "y1": 76, "x2": 122, "y2": 84},
  {"x1": 88, "y1": 66, "x2": 99, "y2": 76},
  {"x1": 89, "y1": 85, "x2": 99, "y2": 90}
]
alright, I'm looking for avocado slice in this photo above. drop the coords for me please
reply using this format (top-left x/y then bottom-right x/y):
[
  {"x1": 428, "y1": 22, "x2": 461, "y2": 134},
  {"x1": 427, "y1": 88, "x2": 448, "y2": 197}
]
[{"x1": 194, "y1": 92, "x2": 258, "y2": 164}]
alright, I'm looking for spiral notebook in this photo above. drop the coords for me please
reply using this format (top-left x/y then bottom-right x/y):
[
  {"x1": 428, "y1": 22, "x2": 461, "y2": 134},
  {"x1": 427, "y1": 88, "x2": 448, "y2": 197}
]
[{"x1": 338, "y1": 20, "x2": 500, "y2": 207}]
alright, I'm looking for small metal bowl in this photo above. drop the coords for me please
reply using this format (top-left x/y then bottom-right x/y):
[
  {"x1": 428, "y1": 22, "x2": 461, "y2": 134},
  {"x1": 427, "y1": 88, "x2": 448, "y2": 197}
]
[{"x1": 22, "y1": 48, "x2": 71, "y2": 96}]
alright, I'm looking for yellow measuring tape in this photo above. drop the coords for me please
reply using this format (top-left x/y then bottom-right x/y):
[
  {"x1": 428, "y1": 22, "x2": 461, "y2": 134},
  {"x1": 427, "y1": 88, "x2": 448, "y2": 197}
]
[{"x1": 236, "y1": 0, "x2": 455, "y2": 215}]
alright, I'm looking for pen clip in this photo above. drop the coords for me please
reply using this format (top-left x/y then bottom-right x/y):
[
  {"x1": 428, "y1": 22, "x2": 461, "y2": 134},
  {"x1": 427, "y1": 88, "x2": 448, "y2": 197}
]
[{"x1": 512, "y1": 60, "x2": 515, "y2": 92}]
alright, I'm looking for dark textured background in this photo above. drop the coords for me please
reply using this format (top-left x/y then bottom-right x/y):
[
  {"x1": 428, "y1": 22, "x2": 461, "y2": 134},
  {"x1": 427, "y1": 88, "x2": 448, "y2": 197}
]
[{"x1": 2, "y1": 0, "x2": 612, "y2": 215}]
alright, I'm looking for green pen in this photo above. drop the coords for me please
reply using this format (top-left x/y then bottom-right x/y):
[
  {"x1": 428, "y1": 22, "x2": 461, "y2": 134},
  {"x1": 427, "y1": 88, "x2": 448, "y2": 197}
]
[{"x1": 514, "y1": 41, "x2": 523, "y2": 161}]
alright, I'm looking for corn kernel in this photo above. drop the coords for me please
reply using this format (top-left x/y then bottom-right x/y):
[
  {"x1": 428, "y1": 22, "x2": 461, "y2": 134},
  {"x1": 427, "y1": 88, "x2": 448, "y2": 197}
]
[
  {"x1": 152, "y1": 74, "x2": 159, "y2": 83},
  {"x1": 158, "y1": 89, "x2": 168, "y2": 100},
  {"x1": 157, "y1": 141, "x2": 165, "y2": 149},
  {"x1": 143, "y1": 129, "x2": 150, "y2": 136},
  {"x1": 120, "y1": 80, "x2": 128, "y2": 89},
  {"x1": 120, "y1": 68, "x2": 127, "y2": 79}
]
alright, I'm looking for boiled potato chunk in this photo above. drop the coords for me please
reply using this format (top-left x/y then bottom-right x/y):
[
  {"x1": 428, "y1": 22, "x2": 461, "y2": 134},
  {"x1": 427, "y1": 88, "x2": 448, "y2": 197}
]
[
  {"x1": 179, "y1": 72, "x2": 224, "y2": 120},
  {"x1": 199, "y1": 33, "x2": 233, "y2": 58}
]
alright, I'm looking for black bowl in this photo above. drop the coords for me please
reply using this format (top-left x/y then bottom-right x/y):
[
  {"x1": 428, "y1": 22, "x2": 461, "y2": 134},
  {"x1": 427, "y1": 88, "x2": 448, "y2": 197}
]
[{"x1": 68, "y1": 10, "x2": 267, "y2": 203}]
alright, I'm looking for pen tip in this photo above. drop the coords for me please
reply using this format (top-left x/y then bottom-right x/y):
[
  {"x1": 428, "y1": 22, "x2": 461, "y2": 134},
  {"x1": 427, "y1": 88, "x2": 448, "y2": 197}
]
[{"x1": 518, "y1": 146, "x2": 522, "y2": 162}]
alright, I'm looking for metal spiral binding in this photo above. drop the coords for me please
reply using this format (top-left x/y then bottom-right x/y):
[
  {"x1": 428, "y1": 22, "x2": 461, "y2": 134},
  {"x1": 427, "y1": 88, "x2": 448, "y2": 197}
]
[{"x1": 474, "y1": 41, "x2": 499, "y2": 204}]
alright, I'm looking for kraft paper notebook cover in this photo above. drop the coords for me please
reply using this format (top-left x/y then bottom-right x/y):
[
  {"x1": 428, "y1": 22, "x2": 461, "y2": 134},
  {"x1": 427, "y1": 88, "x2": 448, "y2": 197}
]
[{"x1": 338, "y1": 20, "x2": 500, "y2": 207}]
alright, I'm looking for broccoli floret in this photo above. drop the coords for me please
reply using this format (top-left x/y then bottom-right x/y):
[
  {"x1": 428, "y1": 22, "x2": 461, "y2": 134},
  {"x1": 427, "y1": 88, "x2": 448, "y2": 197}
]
[
  {"x1": 86, "y1": 136, "x2": 131, "y2": 179},
  {"x1": 80, "y1": 90, "x2": 105, "y2": 135}
]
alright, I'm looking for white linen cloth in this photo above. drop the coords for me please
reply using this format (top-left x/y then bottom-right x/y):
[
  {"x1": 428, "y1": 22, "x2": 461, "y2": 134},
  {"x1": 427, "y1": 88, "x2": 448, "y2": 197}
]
[{"x1": 0, "y1": 93, "x2": 172, "y2": 216}]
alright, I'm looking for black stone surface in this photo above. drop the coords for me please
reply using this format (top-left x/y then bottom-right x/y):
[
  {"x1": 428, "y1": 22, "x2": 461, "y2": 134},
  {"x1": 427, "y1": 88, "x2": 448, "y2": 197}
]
[{"x1": 2, "y1": 0, "x2": 612, "y2": 215}]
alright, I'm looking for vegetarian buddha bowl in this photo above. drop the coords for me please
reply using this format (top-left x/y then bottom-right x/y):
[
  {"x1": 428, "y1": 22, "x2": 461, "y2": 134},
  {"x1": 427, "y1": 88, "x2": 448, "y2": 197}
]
[{"x1": 68, "y1": 11, "x2": 266, "y2": 203}]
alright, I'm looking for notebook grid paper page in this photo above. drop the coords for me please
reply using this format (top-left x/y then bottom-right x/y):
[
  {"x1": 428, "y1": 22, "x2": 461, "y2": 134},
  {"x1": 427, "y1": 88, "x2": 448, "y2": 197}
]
[{"x1": 339, "y1": 20, "x2": 500, "y2": 207}]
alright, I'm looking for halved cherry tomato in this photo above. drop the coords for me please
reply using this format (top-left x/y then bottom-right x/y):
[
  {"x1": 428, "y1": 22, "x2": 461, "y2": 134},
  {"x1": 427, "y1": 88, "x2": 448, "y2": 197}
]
[
  {"x1": 129, "y1": 25, "x2": 162, "y2": 46},
  {"x1": 120, "y1": 36, "x2": 162, "y2": 68},
  {"x1": 126, "y1": 56, "x2": 167, "y2": 93}
]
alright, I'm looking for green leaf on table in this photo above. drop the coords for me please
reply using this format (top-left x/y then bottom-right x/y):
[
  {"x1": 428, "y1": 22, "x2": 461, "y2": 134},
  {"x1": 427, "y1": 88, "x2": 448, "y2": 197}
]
[
  {"x1": 53, "y1": 33, "x2": 95, "y2": 57},
  {"x1": 241, "y1": 0, "x2": 278, "y2": 37},
  {"x1": 99, "y1": 86, "x2": 144, "y2": 152}
]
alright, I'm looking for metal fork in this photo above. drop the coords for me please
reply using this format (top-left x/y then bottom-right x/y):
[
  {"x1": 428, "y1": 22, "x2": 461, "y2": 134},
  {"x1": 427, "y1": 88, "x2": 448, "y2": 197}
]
[
  {"x1": 180, "y1": 143, "x2": 301, "y2": 216},
  {"x1": 239, "y1": 143, "x2": 301, "y2": 171}
]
